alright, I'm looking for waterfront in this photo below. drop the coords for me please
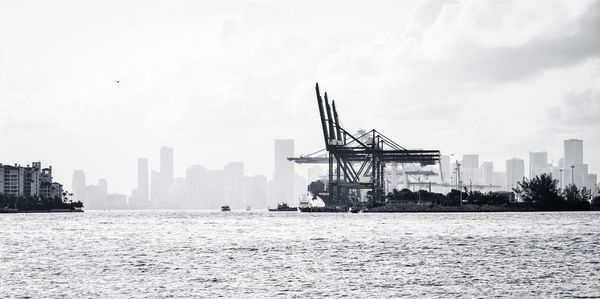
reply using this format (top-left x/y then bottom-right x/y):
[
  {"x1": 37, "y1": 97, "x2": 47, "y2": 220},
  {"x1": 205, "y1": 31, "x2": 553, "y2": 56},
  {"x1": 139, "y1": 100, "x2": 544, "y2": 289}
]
[{"x1": 1, "y1": 211, "x2": 599, "y2": 298}]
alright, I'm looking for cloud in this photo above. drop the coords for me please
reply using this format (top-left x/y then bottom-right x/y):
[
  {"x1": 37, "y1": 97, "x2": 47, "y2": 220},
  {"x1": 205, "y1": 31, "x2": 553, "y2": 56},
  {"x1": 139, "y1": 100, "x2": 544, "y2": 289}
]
[{"x1": 550, "y1": 82, "x2": 600, "y2": 128}]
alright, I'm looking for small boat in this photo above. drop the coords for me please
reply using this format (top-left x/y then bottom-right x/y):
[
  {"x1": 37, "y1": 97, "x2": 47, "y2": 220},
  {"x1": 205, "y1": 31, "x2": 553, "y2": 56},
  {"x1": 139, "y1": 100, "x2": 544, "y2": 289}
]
[
  {"x1": 348, "y1": 206, "x2": 362, "y2": 213},
  {"x1": 268, "y1": 202, "x2": 298, "y2": 212},
  {"x1": 221, "y1": 204, "x2": 231, "y2": 211},
  {"x1": 246, "y1": 205, "x2": 251, "y2": 211}
]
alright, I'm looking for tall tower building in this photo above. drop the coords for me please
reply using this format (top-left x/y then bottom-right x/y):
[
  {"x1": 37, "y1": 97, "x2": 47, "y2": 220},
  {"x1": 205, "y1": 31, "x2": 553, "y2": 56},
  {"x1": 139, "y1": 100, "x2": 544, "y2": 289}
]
[
  {"x1": 462, "y1": 154, "x2": 479, "y2": 169},
  {"x1": 150, "y1": 170, "x2": 160, "y2": 207},
  {"x1": 461, "y1": 154, "x2": 480, "y2": 185},
  {"x1": 72, "y1": 170, "x2": 86, "y2": 202},
  {"x1": 186, "y1": 165, "x2": 207, "y2": 209},
  {"x1": 563, "y1": 139, "x2": 584, "y2": 186},
  {"x1": 481, "y1": 161, "x2": 494, "y2": 186},
  {"x1": 564, "y1": 139, "x2": 583, "y2": 167},
  {"x1": 224, "y1": 162, "x2": 244, "y2": 209},
  {"x1": 137, "y1": 158, "x2": 149, "y2": 202},
  {"x1": 529, "y1": 151, "x2": 548, "y2": 178},
  {"x1": 273, "y1": 139, "x2": 295, "y2": 206},
  {"x1": 160, "y1": 146, "x2": 174, "y2": 206},
  {"x1": 506, "y1": 158, "x2": 525, "y2": 191},
  {"x1": 440, "y1": 155, "x2": 451, "y2": 184}
]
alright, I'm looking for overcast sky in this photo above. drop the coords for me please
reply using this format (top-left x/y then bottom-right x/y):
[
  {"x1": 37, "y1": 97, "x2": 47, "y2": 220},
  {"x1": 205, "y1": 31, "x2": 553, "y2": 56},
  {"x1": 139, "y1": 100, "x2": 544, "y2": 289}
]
[{"x1": 1, "y1": 0, "x2": 599, "y2": 194}]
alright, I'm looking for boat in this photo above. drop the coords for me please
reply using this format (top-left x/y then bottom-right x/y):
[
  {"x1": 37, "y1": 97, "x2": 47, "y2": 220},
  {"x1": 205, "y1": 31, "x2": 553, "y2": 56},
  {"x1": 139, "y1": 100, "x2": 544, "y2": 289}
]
[
  {"x1": 221, "y1": 204, "x2": 231, "y2": 211},
  {"x1": 246, "y1": 205, "x2": 251, "y2": 211},
  {"x1": 268, "y1": 202, "x2": 298, "y2": 212}
]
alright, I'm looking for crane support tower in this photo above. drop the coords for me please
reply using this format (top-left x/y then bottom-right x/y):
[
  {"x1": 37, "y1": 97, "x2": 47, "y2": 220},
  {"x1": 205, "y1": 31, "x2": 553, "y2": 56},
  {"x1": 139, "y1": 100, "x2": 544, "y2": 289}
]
[{"x1": 288, "y1": 83, "x2": 441, "y2": 210}]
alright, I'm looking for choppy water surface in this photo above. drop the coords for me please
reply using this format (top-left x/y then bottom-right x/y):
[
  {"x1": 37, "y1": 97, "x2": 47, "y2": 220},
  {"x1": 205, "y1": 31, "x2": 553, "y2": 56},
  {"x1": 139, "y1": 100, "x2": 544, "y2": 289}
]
[{"x1": 1, "y1": 211, "x2": 599, "y2": 298}]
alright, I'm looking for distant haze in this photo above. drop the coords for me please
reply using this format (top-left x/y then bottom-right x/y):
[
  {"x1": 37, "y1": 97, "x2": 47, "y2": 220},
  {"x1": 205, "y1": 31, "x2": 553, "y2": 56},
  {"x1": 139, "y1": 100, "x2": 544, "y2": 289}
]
[{"x1": 1, "y1": 0, "x2": 599, "y2": 194}]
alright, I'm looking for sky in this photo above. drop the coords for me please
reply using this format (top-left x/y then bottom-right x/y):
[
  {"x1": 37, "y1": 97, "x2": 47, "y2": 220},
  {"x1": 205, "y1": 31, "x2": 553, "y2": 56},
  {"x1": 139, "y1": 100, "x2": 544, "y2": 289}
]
[{"x1": 1, "y1": 0, "x2": 599, "y2": 194}]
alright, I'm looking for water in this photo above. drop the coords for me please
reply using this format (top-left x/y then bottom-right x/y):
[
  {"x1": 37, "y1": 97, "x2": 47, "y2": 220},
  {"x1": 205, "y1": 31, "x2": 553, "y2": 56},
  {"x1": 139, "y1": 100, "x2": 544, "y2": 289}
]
[{"x1": 1, "y1": 211, "x2": 599, "y2": 298}]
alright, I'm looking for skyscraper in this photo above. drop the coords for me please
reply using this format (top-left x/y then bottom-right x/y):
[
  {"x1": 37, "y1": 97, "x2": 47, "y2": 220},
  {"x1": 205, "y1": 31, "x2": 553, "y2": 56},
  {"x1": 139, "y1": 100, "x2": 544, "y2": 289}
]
[
  {"x1": 72, "y1": 169, "x2": 86, "y2": 202},
  {"x1": 441, "y1": 155, "x2": 451, "y2": 184},
  {"x1": 160, "y1": 146, "x2": 174, "y2": 207},
  {"x1": 564, "y1": 139, "x2": 583, "y2": 167},
  {"x1": 186, "y1": 165, "x2": 207, "y2": 209},
  {"x1": 529, "y1": 151, "x2": 548, "y2": 178},
  {"x1": 224, "y1": 162, "x2": 244, "y2": 209},
  {"x1": 481, "y1": 161, "x2": 494, "y2": 186},
  {"x1": 150, "y1": 170, "x2": 160, "y2": 207},
  {"x1": 506, "y1": 158, "x2": 525, "y2": 191},
  {"x1": 137, "y1": 158, "x2": 149, "y2": 202},
  {"x1": 462, "y1": 154, "x2": 479, "y2": 169},
  {"x1": 461, "y1": 154, "x2": 480, "y2": 185},
  {"x1": 273, "y1": 139, "x2": 295, "y2": 206}
]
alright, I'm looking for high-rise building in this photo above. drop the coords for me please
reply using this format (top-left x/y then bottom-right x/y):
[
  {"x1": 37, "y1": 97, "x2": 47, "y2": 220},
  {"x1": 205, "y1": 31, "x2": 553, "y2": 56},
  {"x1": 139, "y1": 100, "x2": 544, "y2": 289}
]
[
  {"x1": 461, "y1": 154, "x2": 480, "y2": 185},
  {"x1": 72, "y1": 169, "x2": 86, "y2": 202},
  {"x1": 564, "y1": 139, "x2": 583, "y2": 167},
  {"x1": 224, "y1": 162, "x2": 244, "y2": 209},
  {"x1": 206, "y1": 170, "x2": 225, "y2": 209},
  {"x1": 481, "y1": 161, "x2": 494, "y2": 186},
  {"x1": 583, "y1": 174, "x2": 597, "y2": 193},
  {"x1": 160, "y1": 146, "x2": 174, "y2": 206},
  {"x1": 493, "y1": 171, "x2": 506, "y2": 189},
  {"x1": 441, "y1": 155, "x2": 451, "y2": 184},
  {"x1": 273, "y1": 139, "x2": 295, "y2": 206},
  {"x1": 529, "y1": 151, "x2": 548, "y2": 178},
  {"x1": 150, "y1": 170, "x2": 160, "y2": 207},
  {"x1": 248, "y1": 175, "x2": 267, "y2": 209},
  {"x1": 137, "y1": 158, "x2": 149, "y2": 202},
  {"x1": 462, "y1": 154, "x2": 479, "y2": 169},
  {"x1": 186, "y1": 165, "x2": 207, "y2": 209},
  {"x1": 565, "y1": 164, "x2": 588, "y2": 187},
  {"x1": 506, "y1": 158, "x2": 525, "y2": 191}
]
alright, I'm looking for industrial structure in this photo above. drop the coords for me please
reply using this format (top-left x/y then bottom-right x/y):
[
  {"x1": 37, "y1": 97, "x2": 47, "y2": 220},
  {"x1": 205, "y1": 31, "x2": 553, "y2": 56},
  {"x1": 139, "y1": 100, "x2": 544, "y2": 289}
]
[{"x1": 289, "y1": 83, "x2": 441, "y2": 211}]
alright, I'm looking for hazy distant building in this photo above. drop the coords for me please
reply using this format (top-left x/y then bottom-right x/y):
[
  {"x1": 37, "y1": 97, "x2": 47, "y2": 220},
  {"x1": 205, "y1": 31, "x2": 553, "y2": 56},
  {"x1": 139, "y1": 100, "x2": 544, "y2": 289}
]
[
  {"x1": 481, "y1": 161, "x2": 494, "y2": 186},
  {"x1": 440, "y1": 155, "x2": 451, "y2": 184},
  {"x1": 493, "y1": 172, "x2": 506, "y2": 189},
  {"x1": 529, "y1": 151, "x2": 549, "y2": 178},
  {"x1": 248, "y1": 175, "x2": 267, "y2": 209},
  {"x1": 462, "y1": 154, "x2": 479, "y2": 169},
  {"x1": 506, "y1": 158, "x2": 525, "y2": 191},
  {"x1": 72, "y1": 169, "x2": 86, "y2": 202},
  {"x1": 461, "y1": 154, "x2": 480, "y2": 185},
  {"x1": 564, "y1": 139, "x2": 583, "y2": 167},
  {"x1": 294, "y1": 173, "x2": 307, "y2": 204},
  {"x1": 137, "y1": 158, "x2": 149, "y2": 202},
  {"x1": 583, "y1": 174, "x2": 597, "y2": 193},
  {"x1": 186, "y1": 165, "x2": 207, "y2": 209},
  {"x1": 206, "y1": 170, "x2": 225, "y2": 208},
  {"x1": 160, "y1": 146, "x2": 174, "y2": 207},
  {"x1": 168, "y1": 178, "x2": 187, "y2": 208},
  {"x1": 224, "y1": 162, "x2": 244, "y2": 209},
  {"x1": 150, "y1": 170, "x2": 160, "y2": 207},
  {"x1": 273, "y1": 139, "x2": 295, "y2": 206},
  {"x1": 566, "y1": 164, "x2": 589, "y2": 187}
]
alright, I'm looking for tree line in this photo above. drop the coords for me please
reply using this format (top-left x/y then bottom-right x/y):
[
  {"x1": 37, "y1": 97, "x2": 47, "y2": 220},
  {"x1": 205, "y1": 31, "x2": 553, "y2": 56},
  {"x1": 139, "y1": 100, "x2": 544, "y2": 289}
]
[
  {"x1": 380, "y1": 173, "x2": 599, "y2": 211},
  {"x1": 0, "y1": 193, "x2": 83, "y2": 211}
]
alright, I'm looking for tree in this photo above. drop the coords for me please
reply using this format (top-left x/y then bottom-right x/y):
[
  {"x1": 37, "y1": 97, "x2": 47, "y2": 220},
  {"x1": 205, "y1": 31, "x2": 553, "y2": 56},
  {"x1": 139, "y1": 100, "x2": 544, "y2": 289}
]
[
  {"x1": 562, "y1": 184, "x2": 591, "y2": 210},
  {"x1": 513, "y1": 173, "x2": 564, "y2": 210}
]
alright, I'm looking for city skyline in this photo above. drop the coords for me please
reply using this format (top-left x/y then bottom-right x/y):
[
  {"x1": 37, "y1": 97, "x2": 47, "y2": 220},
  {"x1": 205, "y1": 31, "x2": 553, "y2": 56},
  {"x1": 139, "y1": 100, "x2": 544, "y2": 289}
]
[
  {"x1": 36, "y1": 135, "x2": 594, "y2": 209},
  {"x1": 1, "y1": 0, "x2": 599, "y2": 194}
]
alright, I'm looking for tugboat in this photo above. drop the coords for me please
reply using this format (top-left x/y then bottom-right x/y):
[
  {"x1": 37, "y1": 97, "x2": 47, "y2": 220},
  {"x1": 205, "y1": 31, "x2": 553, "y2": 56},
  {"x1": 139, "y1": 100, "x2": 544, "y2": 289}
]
[
  {"x1": 268, "y1": 202, "x2": 298, "y2": 212},
  {"x1": 221, "y1": 204, "x2": 231, "y2": 211}
]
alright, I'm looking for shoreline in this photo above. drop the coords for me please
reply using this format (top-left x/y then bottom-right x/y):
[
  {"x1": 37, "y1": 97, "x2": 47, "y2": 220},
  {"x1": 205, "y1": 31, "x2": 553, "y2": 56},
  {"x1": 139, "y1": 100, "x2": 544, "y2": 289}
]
[
  {"x1": 0, "y1": 209, "x2": 84, "y2": 214},
  {"x1": 363, "y1": 204, "x2": 599, "y2": 213}
]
